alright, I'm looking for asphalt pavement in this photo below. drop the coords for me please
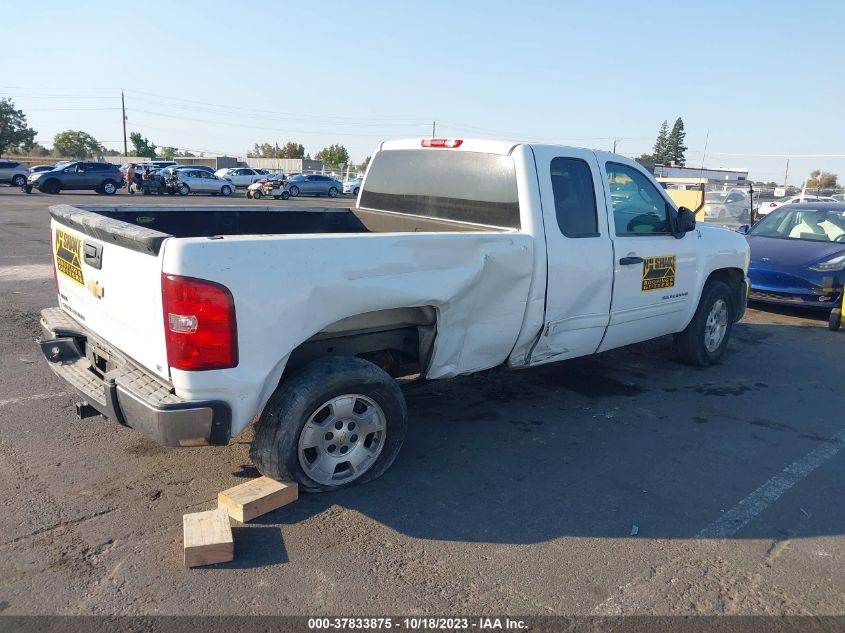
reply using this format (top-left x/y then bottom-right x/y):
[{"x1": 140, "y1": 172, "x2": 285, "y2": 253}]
[{"x1": 0, "y1": 186, "x2": 843, "y2": 616}]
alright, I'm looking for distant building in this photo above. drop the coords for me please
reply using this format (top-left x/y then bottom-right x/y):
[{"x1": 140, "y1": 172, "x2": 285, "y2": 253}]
[
  {"x1": 653, "y1": 164, "x2": 748, "y2": 186},
  {"x1": 239, "y1": 157, "x2": 324, "y2": 174}
]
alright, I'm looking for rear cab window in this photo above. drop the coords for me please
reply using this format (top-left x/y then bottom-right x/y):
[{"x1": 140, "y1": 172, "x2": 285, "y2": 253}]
[
  {"x1": 360, "y1": 149, "x2": 520, "y2": 228},
  {"x1": 550, "y1": 157, "x2": 599, "y2": 237}
]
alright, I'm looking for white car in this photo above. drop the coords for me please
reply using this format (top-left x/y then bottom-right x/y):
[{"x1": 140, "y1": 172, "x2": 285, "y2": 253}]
[
  {"x1": 343, "y1": 177, "x2": 363, "y2": 195},
  {"x1": 758, "y1": 194, "x2": 837, "y2": 216},
  {"x1": 215, "y1": 167, "x2": 268, "y2": 187},
  {"x1": 176, "y1": 169, "x2": 235, "y2": 196},
  {"x1": 39, "y1": 138, "x2": 748, "y2": 493}
]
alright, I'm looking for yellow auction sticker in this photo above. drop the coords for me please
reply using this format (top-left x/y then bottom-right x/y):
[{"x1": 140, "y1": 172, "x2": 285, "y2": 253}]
[
  {"x1": 55, "y1": 228, "x2": 84, "y2": 285},
  {"x1": 642, "y1": 255, "x2": 675, "y2": 291}
]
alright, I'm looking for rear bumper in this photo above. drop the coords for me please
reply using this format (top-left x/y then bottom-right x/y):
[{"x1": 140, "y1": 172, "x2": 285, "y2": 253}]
[{"x1": 38, "y1": 307, "x2": 231, "y2": 447}]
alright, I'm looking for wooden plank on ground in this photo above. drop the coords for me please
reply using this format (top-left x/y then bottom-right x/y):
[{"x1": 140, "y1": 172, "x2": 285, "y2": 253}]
[
  {"x1": 183, "y1": 508, "x2": 233, "y2": 568},
  {"x1": 218, "y1": 476, "x2": 298, "y2": 523}
]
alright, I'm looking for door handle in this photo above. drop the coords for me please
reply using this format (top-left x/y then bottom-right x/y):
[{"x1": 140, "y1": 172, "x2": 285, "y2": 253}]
[{"x1": 619, "y1": 256, "x2": 643, "y2": 265}]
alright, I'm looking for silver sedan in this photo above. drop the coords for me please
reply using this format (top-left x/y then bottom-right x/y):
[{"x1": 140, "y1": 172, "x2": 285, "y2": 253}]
[
  {"x1": 176, "y1": 169, "x2": 235, "y2": 196},
  {"x1": 286, "y1": 174, "x2": 343, "y2": 198}
]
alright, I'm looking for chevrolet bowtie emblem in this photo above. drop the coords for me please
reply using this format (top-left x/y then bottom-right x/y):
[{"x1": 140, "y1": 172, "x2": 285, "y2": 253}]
[{"x1": 87, "y1": 279, "x2": 105, "y2": 299}]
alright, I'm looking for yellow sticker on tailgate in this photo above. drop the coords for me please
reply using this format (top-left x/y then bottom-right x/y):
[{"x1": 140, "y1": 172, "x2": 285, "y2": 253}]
[
  {"x1": 641, "y1": 255, "x2": 675, "y2": 292},
  {"x1": 55, "y1": 228, "x2": 84, "y2": 285}
]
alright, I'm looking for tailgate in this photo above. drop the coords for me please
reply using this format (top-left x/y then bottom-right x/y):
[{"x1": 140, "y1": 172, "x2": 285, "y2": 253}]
[{"x1": 51, "y1": 216, "x2": 170, "y2": 380}]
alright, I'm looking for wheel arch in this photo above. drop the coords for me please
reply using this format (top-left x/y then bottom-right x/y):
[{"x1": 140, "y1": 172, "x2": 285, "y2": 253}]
[
  {"x1": 704, "y1": 267, "x2": 747, "y2": 322},
  {"x1": 284, "y1": 306, "x2": 438, "y2": 380}
]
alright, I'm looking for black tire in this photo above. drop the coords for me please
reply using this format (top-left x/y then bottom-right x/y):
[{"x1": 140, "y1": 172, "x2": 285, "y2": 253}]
[
  {"x1": 12, "y1": 174, "x2": 26, "y2": 188},
  {"x1": 221, "y1": 185, "x2": 233, "y2": 197},
  {"x1": 253, "y1": 189, "x2": 263, "y2": 200},
  {"x1": 101, "y1": 180, "x2": 117, "y2": 195},
  {"x1": 281, "y1": 191, "x2": 290, "y2": 200},
  {"x1": 289, "y1": 185, "x2": 299, "y2": 197},
  {"x1": 674, "y1": 280, "x2": 735, "y2": 366},
  {"x1": 246, "y1": 190, "x2": 253, "y2": 199},
  {"x1": 353, "y1": 186, "x2": 360, "y2": 196},
  {"x1": 273, "y1": 195, "x2": 281, "y2": 200},
  {"x1": 23, "y1": 185, "x2": 32, "y2": 194},
  {"x1": 178, "y1": 183, "x2": 190, "y2": 196},
  {"x1": 43, "y1": 179, "x2": 60, "y2": 195},
  {"x1": 250, "y1": 356, "x2": 408, "y2": 493},
  {"x1": 830, "y1": 308, "x2": 842, "y2": 332},
  {"x1": 328, "y1": 187, "x2": 338, "y2": 198}
]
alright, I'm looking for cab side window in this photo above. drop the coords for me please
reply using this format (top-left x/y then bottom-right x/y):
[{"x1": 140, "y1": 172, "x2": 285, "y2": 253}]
[
  {"x1": 550, "y1": 157, "x2": 599, "y2": 237},
  {"x1": 606, "y1": 163, "x2": 671, "y2": 235}
]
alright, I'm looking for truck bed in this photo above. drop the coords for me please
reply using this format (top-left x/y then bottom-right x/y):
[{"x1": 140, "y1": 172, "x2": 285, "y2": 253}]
[{"x1": 50, "y1": 205, "x2": 501, "y2": 255}]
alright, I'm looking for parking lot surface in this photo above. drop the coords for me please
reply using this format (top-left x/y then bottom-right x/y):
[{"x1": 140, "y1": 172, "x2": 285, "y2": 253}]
[{"x1": 0, "y1": 186, "x2": 843, "y2": 615}]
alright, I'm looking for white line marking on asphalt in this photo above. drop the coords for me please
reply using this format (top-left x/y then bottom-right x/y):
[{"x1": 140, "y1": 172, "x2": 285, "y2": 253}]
[
  {"x1": 696, "y1": 427, "x2": 845, "y2": 538},
  {"x1": 594, "y1": 427, "x2": 845, "y2": 615},
  {"x1": 0, "y1": 264, "x2": 54, "y2": 281},
  {"x1": 0, "y1": 392, "x2": 68, "y2": 408}
]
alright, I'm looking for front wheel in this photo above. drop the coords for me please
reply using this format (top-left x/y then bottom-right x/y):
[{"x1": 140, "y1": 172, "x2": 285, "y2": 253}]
[
  {"x1": 281, "y1": 191, "x2": 290, "y2": 200},
  {"x1": 12, "y1": 174, "x2": 26, "y2": 188},
  {"x1": 289, "y1": 185, "x2": 299, "y2": 197},
  {"x1": 250, "y1": 356, "x2": 408, "y2": 493},
  {"x1": 252, "y1": 189, "x2": 263, "y2": 199},
  {"x1": 178, "y1": 183, "x2": 190, "y2": 196},
  {"x1": 674, "y1": 280, "x2": 735, "y2": 366},
  {"x1": 23, "y1": 185, "x2": 32, "y2": 194},
  {"x1": 830, "y1": 308, "x2": 842, "y2": 332}
]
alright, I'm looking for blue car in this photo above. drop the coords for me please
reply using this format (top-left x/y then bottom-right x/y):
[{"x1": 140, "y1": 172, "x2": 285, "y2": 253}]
[{"x1": 740, "y1": 203, "x2": 845, "y2": 310}]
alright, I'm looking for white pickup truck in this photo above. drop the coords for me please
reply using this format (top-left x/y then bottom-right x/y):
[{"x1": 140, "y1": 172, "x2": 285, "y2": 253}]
[{"x1": 39, "y1": 138, "x2": 749, "y2": 492}]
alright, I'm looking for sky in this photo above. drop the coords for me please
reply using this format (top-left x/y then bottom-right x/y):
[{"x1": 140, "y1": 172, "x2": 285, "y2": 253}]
[{"x1": 3, "y1": 0, "x2": 844, "y2": 185}]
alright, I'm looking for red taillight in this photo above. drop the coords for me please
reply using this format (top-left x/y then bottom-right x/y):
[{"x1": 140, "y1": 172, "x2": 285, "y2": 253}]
[
  {"x1": 50, "y1": 229, "x2": 58, "y2": 293},
  {"x1": 161, "y1": 273, "x2": 238, "y2": 371},
  {"x1": 421, "y1": 138, "x2": 463, "y2": 148}
]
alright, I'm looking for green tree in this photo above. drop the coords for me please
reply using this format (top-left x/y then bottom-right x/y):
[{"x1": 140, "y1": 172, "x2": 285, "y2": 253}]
[
  {"x1": 176, "y1": 149, "x2": 196, "y2": 158},
  {"x1": 10, "y1": 142, "x2": 50, "y2": 157},
  {"x1": 807, "y1": 170, "x2": 838, "y2": 189},
  {"x1": 52, "y1": 130, "x2": 103, "y2": 158},
  {"x1": 247, "y1": 143, "x2": 276, "y2": 158},
  {"x1": 667, "y1": 117, "x2": 687, "y2": 166},
  {"x1": 652, "y1": 120, "x2": 670, "y2": 164},
  {"x1": 159, "y1": 146, "x2": 177, "y2": 160},
  {"x1": 129, "y1": 132, "x2": 157, "y2": 158},
  {"x1": 0, "y1": 98, "x2": 37, "y2": 157},
  {"x1": 315, "y1": 144, "x2": 349, "y2": 168},
  {"x1": 280, "y1": 141, "x2": 305, "y2": 159},
  {"x1": 359, "y1": 156, "x2": 371, "y2": 172}
]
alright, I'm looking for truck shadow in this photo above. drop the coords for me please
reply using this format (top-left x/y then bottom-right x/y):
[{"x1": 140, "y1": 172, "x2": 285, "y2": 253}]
[{"x1": 257, "y1": 318, "x2": 844, "y2": 543}]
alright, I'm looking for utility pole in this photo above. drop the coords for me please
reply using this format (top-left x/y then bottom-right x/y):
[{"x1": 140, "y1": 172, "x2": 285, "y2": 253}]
[
  {"x1": 612, "y1": 138, "x2": 621, "y2": 153},
  {"x1": 121, "y1": 91, "x2": 128, "y2": 156},
  {"x1": 783, "y1": 158, "x2": 789, "y2": 187},
  {"x1": 432, "y1": 121, "x2": 436, "y2": 137}
]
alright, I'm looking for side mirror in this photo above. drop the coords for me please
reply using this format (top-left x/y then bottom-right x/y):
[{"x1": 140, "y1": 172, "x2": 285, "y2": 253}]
[
  {"x1": 736, "y1": 225, "x2": 750, "y2": 235},
  {"x1": 675, "y1": 206, "x2": 696, "y2": 237}
]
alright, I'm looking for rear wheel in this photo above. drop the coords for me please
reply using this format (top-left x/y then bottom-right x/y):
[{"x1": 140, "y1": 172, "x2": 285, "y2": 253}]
[
  {"x1": 830, "y1": 308, "x2": 842, "y2": 331},
  {"x1": 178, "y1": 183, "x2": 190, "y2": 196},
  {"x1": 252, "y1": 189, "x2": 263, "y2": 199},
  {"x1": 328, "y1": 187, "x2": 338, "y2": 198},
  {"x1": 102, "y1": 180, "x2": 117, "y2": 195},
  {"x1": 12, "y1": 174, "x2": 26, "y2": 188},
  {"x1": 674, "y1": 280, "x2": 735, "y2": 366},
  {"x1": 221, "y1": 185, "x2": 233, "y2": 197},
  {"x1": 353, "y1": 186, "x2": 360, "y2": 196},
  {"x1": 250, "y1": 356, "x2": 407, "y2": 493},
  {"x1": 289, "y1": 185, "x2": 300, "y2": 197},
  {"x1": 281, "y1": 191, "x2": 290, "y2": 200}
]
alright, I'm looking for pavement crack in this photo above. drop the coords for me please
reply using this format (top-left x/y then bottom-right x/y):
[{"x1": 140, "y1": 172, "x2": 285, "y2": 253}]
[{"x1": 2, "y1": 507, "x2": 118, "y2": 548}]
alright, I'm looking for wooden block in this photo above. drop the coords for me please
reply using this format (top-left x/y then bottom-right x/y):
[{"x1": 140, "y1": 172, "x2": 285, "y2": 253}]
[
  {"x1": 218, "y1": 476, "x2": 298, "y2": 523},
  {"x1": 183, "y1": 508, "x2": 233, "y2": 568}
]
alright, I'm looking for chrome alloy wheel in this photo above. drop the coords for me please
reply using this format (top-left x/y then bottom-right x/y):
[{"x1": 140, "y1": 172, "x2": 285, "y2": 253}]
[
  {"x1": 704, "y1": 299, "x2": 728, "y2": 353},
  {"x1": 297, "y1": 394, "x2": 386, "y2": 487}
]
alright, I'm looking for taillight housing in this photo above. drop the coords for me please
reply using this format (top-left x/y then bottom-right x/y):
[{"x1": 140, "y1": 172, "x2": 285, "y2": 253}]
[{"x1": 161, "y1": 273, "x2": 238, "y2": 371}]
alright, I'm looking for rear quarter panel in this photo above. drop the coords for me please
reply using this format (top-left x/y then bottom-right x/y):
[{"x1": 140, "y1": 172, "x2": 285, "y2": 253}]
[{"x1": 163, "y1": 231, "x2": 534, "y2": 435}]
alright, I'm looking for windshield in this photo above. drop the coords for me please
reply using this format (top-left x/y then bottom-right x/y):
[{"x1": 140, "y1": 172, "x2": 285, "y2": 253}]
[
  {"x1": 750, "y1": 207, "x2": 845, "y2": 242},
  {"x1": 705, "y1": 193, "x2": 727, "y2": 203}
]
